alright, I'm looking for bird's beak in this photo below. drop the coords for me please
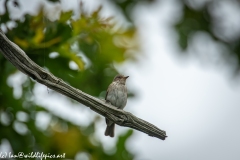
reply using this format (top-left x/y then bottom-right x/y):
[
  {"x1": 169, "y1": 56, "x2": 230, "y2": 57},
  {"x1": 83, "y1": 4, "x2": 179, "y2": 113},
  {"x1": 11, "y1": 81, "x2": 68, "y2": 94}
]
[{"x1": 124, "y1": 76, "x2": 129, "y2": 79}]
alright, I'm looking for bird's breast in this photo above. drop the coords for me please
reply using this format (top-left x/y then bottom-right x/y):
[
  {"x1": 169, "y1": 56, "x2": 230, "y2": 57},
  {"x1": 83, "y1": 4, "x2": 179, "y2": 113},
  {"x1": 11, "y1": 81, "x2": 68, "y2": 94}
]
[{"x1": 106, "y1": 83, "x2": 127, "y2": 109}]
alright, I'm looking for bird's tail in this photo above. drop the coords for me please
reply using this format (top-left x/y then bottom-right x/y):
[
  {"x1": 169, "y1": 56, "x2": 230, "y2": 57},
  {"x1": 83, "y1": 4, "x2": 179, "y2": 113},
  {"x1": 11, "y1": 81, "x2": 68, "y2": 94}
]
[{"x1": 105, "y1": 123, "x2": 115, "y2": 137}]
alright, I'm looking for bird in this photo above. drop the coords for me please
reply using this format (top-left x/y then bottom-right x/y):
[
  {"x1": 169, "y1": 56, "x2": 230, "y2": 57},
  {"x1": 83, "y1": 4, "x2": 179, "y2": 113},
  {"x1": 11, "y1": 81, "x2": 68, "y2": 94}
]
[{"x1": 105, "y1": 74, "x2": 129, "y2": 137}]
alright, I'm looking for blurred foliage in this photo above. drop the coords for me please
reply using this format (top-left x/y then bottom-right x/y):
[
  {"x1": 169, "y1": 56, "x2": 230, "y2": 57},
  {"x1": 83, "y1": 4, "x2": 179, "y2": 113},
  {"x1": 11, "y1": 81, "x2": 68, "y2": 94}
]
[
  {"x1": 175, "y1": 4, "x2": 211, "y2": 50},
  {"x1": 174, "y1": 0, "x2": 240, "y2": 74},
  {"x1": 107, "y1": 0, "x2": 156, "y2": 22},
  {"x1": 112, "y1": 0, "x2": 240, "y2": 75},
  {"x1": 0, "y1": 0, "x2": 137, "y2": 159}
]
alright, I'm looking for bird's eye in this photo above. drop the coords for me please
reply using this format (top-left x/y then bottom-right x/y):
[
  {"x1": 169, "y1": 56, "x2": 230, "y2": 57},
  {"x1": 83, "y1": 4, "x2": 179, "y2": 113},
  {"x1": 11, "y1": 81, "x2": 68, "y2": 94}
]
[{"x1": 114, "y1": 75, "x2": 123, "y2": 81}]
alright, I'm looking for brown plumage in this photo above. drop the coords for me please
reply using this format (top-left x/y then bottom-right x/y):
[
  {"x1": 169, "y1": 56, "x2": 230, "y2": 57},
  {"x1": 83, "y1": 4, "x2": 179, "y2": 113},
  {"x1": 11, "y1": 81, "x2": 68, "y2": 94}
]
[{"x1": 105, "y1": 74, "x2": 129, "y2": 137}]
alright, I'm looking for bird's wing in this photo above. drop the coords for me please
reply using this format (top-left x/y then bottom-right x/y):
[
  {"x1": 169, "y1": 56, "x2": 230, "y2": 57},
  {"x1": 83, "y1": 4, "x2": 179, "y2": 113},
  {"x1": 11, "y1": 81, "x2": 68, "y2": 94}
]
[
  {"x1": 105, "y1": 82, "x2": 114, "y2": 100},
  {"x1": 105, "y1": 89, "x2": 108, "y2": 101}
]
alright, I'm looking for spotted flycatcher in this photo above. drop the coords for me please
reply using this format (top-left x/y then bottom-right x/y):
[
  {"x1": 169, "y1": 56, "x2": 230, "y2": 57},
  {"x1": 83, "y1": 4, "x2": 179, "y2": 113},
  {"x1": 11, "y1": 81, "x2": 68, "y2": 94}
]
[{"x1": 105, "y1": 74, "x2": 129, "y2": 137}]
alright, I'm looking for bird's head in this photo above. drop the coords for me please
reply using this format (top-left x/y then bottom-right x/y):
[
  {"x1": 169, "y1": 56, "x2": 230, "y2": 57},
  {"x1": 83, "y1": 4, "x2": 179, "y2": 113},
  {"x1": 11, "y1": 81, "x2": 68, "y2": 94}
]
[{"x1": 113, "y1": 74, "x2": 129, "y2": 85}]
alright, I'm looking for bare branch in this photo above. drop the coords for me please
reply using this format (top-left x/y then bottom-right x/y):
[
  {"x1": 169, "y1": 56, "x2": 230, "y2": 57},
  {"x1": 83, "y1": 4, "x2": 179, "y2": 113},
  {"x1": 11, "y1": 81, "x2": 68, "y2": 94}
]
[{"x1": 0, "y1": 30, "x2": 167, "y2": 140}]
